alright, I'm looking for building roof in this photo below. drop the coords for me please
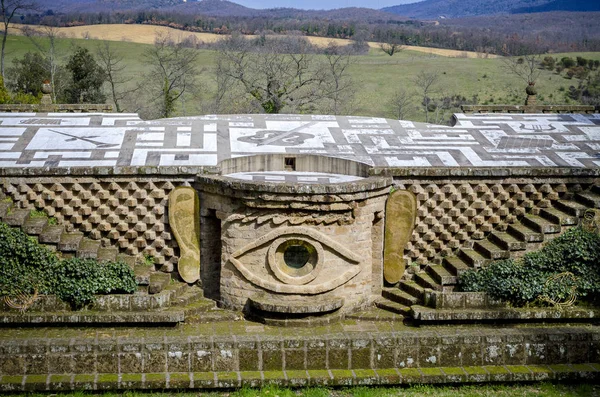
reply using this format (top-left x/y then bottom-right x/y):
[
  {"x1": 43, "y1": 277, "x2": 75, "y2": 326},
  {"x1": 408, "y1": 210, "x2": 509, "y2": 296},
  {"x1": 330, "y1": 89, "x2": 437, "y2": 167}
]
[{"x1": 0, "y1": 112, "x2": 599, "y2": 170}]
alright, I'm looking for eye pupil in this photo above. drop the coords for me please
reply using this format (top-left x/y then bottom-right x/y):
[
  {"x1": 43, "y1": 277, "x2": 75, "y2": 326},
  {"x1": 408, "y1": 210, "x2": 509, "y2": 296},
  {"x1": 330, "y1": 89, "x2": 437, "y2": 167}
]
[{"x1": 283, "y1": 245, "x2": 310, "y2": 269}]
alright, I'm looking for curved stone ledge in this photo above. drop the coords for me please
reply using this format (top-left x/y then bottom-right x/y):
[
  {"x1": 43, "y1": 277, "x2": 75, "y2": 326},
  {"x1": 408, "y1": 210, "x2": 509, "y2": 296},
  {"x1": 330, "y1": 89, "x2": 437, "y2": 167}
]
[
  {"x1": 248, "y1": 296, "x2": 344, "y2": 314},
  {"x1": 198, "y1": 175, "x2": 392, "y2": 195}
]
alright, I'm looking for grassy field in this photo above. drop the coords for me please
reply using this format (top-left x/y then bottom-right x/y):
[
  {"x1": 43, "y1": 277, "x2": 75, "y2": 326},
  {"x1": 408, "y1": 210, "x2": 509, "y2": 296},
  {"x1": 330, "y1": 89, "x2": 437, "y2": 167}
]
[
  {"x1": 10, "y1": 23, "x2": 500, "y2": 59},
  {"x1": 8, "y1": 383, "x2": 600, "y2": 396},
  {"x1": 4, "y1": 28, "x2": 600, "y2": 122}
]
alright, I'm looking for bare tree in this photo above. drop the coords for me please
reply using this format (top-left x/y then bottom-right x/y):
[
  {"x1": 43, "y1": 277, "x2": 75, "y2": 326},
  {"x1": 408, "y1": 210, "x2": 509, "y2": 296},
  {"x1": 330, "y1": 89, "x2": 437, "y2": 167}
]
[
  {"x1": 96, "y1": 41, "x2": 133, "y2": 112},
  {"x1": 414, "y1": 70, "x2": 441, "y2": 123},
  {"x1": 24, "y1": 26, "x2": 64, "y2": 103},
  {"x1": 379, "y1": 41, "x2": 404, "y2": 57},
  {"x1": 502, "y1": 53, "x2": 542, "y2": 86},
  {"x1": 143, "y1": 32, "x2": 200, "y2": 118},
  {"x1": 0, "y1": 0, "x2": 36, "y2": 79},
  {"x1": 215, "y1": 34, "x2": 325, "y2": 114},
  {"x1": 322, "y1": 42, "x2": 356, "y2": 115},
  {"x1": 389, "y1": 88, "x2": 414, "y2": 120}
]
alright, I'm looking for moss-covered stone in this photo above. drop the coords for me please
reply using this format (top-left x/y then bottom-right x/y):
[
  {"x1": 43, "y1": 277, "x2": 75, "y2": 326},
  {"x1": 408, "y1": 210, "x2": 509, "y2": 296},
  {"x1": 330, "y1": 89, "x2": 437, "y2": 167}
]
[
  {"x1": 216, "y1": 371, "x2": 240, "y2": 388},
  {"x1": 239, "y1": 348, "x2": 260, "y2": 371},
  {"x1": 398, "y1": 368, "x2": 422, "y2": 384},
  {"x1": 262, "y1": 350, "x2": 283, "y2": 371},
  {"x1": 192, "y1": 371, "x2": 215, "y2": 388},
  {"x1": 484, "y1": 365, "x2": 512, "y2": 382},
  {"x1": 285, "y1": 349, "x2": 305, "y2": 370},
  {"x1": 239, "y1": 371, "x2": 263, "y2": 388},
  {"x1": 329, "y1": 369, "x2": 354, "y2": 386},
  {"x1": 420, "y1": 368, "x2": 446, "y2": 384},
  {"x1": 350, "y1": 348, "x2": 371, "y2": 369},
  {"x1": 120, "y1": 373, "x2": 143, "y2": 389},
  {"x1": 145, "y1": 373, "x2": 167, "y2": 389},
  {"x1": 48, "y1": 374, "x2": 71, "y2": 391},
  {"x1": 307, "y1": 369, "x2": 331, "y2": 386},
  {"x1": 506, "y1": 365, "x2": 533, "y2": 381},
  {"x1": 0, "y1": 375, "x2": 24, "y2": 392}
]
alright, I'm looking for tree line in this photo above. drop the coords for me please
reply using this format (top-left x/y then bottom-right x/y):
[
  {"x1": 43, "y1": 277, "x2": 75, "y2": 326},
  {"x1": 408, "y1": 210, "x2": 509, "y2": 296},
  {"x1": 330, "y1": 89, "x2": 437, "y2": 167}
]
[{"x1": 19, "y1": 7, "x2": 600, "y2": 55}]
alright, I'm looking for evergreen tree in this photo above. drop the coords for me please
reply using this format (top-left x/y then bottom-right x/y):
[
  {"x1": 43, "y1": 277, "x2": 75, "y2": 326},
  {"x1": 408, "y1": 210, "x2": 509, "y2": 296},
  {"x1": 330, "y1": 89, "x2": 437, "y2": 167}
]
[{"x1": 64, "y1": 47, "x2": 106, "y2": 104}]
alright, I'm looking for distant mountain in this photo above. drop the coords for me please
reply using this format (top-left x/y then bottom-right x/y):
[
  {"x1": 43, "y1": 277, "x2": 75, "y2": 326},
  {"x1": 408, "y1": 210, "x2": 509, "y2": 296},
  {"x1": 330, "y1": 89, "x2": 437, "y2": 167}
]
[
  {"x1": 382, "y1": 0, "x2": 600, "y2": 19},
  {"x1": 34, "y1": 0, "x2": 405, "y2": 22}
]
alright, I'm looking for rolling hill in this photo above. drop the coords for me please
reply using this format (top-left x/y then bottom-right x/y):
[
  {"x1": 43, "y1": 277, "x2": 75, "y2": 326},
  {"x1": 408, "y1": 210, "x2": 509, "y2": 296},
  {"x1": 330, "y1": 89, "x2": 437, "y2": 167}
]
[
  {"x1": 33, "y1": 0, "x2": 405, "y2": 21},
  {"x1": 382, "y1": 0, "x2": 600, "y2": 19}
]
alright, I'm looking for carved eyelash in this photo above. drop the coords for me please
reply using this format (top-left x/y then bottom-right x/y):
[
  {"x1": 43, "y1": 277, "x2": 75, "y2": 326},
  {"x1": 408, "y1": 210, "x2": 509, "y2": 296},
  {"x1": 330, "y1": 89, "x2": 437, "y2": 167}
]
[{"x1": 228, "y1": 226, "x2": 363, "y2": 295}]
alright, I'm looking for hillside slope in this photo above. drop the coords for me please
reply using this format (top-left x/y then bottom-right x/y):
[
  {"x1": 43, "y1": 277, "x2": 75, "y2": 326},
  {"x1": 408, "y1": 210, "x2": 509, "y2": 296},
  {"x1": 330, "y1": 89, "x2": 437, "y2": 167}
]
[{"x1": 382, "y1": 0, "x2": 598, "y2": 19}]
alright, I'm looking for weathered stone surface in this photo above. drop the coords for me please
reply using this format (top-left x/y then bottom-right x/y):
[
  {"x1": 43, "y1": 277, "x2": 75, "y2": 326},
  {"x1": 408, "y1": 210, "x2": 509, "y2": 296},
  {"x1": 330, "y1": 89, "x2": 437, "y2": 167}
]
[
  {"x1": 168, "y1": 186, "x2": 201, "y2": 284},
  {"x1": 384, "y1": 189, "x2": 417, "y2": 284},
  {"x1": 582, "y1": 209, "x2": 600, "y2": 234},
  {"x1": 149, "y1": 273, "x2": 171, "y2": 295}
]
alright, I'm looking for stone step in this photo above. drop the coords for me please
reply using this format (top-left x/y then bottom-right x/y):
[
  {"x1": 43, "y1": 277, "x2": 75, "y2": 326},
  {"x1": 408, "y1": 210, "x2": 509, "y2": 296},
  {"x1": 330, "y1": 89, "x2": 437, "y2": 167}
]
[
  {"x1": 414, "y1": 272, "x2": 442, "y2": 291},
  {"x1": 457, "y1": 248, "x2": 489, "y2": 268},
  {"x1": 554, "y1": 199, "x2": 589, "y2": 218},
  {"x1": 4, "y1": 209, "x2": 30, "y2": 227},
  {"x1": 473, "y1": 240, "x2": 510, "y2": 261},
  {"x1": 39, "y1": 224, "x2": 64, "y2": 244},
  {"x1": 164, "y1": 281, "x2": 192, "y2": 300},
  {"x1": 488, "y1": 232, "x2": 527, "y2": 251},
  {"x1": 399, "y1": 280, "x2": 425, "y2": 300},
  {"x1": 576, "y1": 191, "x2": 600, "y2": 208},
  {"x1": 521, "y1": 214, "x2": 561, "y2": 235},
  {"x1": 374, "y1": 297, "x2": 411, "y2": 316},
  {"x1": 426, "y1": 265, "x2": 457, "y2": 285},
  {"x1": 172, "y1": 287, "x2": 205, "y2": 307},
  {"x1": 0, "y1": 309, "x2": 184, "y2": 325},
  {"x1": 0, "y1": 200, "x2": 13, "y2": 219},
  {"x1": 182, "y1": 298, "x2": 218, "y2": 316},
  {"x1": 442, "y1": 256, "x2": 471, "y2": 276},
  {"x1": 185, "y1": 309, "x2": 243, "y2": 324},
  {"x1": 97, "y1": 247, "x2": 118, "y2": 262},
  {"x1": 77, "y1": 238, "x2": 101, "y2": 259},
  {"x1": 382, "y1": 287, "x2": 419, "y2": 306},
  {"x1": 507, "y1": 223, "x2": 544, "y2": 243},
  {"x1": 117, "y1": 254, "x2": 137, "y2": 268},
  {"x1": 540, "y1": 207, "x2": 579, "y2": 226},
  {"x1": 134, "y1": 265, "x2": 152, "y2": 286},
  {"x1": 57, "y1": 232, "x2": 83, "y2": 252},
  {"x1": 22, "y1": 216, "x2": 49, "y2": 235}
]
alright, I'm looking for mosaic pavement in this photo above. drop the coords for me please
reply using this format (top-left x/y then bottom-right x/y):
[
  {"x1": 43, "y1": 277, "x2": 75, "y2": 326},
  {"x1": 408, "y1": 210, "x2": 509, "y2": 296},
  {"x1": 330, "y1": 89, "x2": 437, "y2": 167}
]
[{"x1": 0, "y1": 112, "x2": 599, "y2": 169}]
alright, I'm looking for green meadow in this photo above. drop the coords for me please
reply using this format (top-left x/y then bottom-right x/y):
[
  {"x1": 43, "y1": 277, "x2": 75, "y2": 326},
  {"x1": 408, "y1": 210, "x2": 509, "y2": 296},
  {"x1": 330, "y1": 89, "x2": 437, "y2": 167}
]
[{"x1": 5, "y1": 33, "x2": 600, "y2": 121}]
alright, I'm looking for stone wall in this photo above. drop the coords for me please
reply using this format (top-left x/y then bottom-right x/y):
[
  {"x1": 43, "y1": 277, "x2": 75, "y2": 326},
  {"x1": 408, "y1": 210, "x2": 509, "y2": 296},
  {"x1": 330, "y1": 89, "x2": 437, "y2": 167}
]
[
  {"x1": 380, "y1": 169, "x2": 600, "y2": 265},
  {"x1": 0, "y1": 171, "x2": 196, "y2": 269},
  {"x1": 1, "y1": 167, "x2": 598, "y2": 289}
]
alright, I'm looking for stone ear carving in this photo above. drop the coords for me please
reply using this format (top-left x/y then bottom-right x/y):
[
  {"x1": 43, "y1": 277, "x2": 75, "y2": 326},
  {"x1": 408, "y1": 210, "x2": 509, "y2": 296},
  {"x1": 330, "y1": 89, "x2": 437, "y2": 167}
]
[
  {"x1": 384, "y1": 189, "x2": 417, "y2": 284},
  {"x1": 168, "y1": 186, "x2": 201, "y2": 284}
]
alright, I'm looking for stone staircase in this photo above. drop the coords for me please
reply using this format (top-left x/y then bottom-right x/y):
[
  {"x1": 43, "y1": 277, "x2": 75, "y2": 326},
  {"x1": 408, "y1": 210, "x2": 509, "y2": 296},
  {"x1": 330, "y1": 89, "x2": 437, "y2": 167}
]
[
  {"x1": 0, "y1": 199, "x2": 240, "y2": 324},
  {"x1": 377, "y1": 185, "x2": 600, "y2": 316}
]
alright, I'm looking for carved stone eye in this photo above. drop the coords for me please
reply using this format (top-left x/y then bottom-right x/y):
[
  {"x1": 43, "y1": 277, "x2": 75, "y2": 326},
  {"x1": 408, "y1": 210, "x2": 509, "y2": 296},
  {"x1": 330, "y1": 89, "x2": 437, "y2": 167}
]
[
  {"x1": 228, "y1": 226, "x2": 362, "y2": 295},
  {"x1": 268, "y1": 237, "x2": 323, "y2": 285}
]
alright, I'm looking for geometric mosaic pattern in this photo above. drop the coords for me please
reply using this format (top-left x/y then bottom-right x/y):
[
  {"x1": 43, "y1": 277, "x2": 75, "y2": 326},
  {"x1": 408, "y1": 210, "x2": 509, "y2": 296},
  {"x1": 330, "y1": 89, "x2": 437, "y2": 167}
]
[{"x1": 0, "y1": 112, "x2": 599, "y2": 169}]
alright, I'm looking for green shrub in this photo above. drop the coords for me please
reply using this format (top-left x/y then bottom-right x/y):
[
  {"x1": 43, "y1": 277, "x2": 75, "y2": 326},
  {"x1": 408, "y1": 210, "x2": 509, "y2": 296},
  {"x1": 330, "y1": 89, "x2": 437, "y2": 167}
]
[
  {"x1": 0, "y1": 222, "x2": 58, "y2": 297},
  {"x1": 458, "y1": 227, "x2": 600, "y2": 306},
  {"x1": 50, "y1": 258, "x2": 137, "y2": 309},
  {"x1": 0, "y1": 221, "x2": 137, "y2": 309}
]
